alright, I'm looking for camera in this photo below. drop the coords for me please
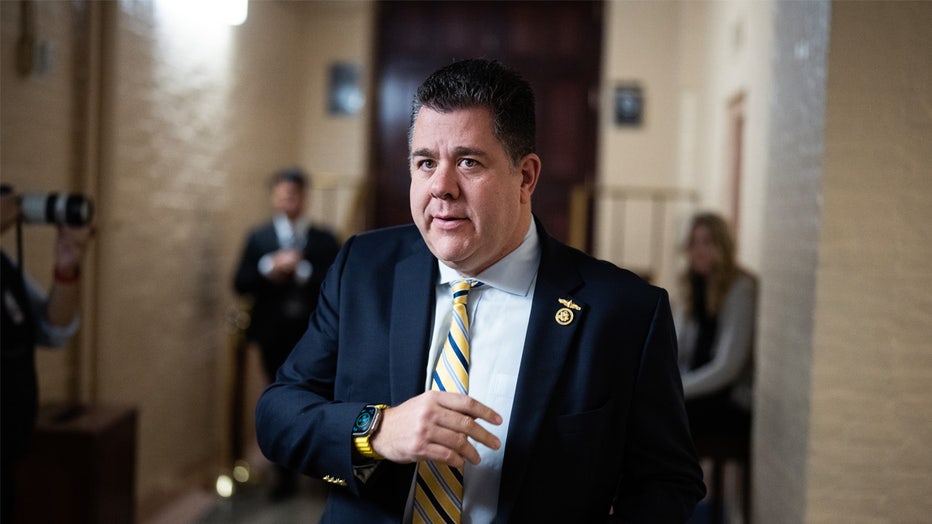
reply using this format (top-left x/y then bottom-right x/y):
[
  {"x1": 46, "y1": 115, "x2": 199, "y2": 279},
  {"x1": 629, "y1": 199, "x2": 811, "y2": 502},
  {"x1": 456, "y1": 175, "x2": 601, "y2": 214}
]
[{"x1": 20, "y1": 192, "x2": 95, "y2": 227}]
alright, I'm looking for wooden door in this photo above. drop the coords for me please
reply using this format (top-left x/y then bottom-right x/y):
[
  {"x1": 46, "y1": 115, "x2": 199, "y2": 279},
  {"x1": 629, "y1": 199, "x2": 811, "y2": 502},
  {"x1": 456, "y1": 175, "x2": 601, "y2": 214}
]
[{"x1": 370, "y1": 1, "x2": 603, "y2": 247}]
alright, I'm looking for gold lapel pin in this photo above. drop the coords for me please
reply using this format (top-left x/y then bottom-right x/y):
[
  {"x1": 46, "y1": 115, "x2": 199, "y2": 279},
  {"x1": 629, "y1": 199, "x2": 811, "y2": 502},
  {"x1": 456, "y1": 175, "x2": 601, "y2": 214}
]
[{"x1": 555, "y1": 298, "x2": 581, "y2": 326}]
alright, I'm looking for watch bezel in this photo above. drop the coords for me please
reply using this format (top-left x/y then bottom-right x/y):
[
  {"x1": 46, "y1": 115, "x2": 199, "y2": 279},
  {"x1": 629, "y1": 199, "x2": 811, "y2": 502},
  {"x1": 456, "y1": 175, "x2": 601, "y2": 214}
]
[{"x1": 352, "y1": 404, "x2": 383, "y2": 437}]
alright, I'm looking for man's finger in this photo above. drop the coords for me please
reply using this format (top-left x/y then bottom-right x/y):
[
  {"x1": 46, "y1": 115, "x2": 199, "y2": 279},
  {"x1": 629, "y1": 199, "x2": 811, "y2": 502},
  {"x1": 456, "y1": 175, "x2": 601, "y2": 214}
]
[
  {"x1": 431, "y1": 393, "x2": 502, "y2": 451},
  {"x1": 434, "y1": 391, "x2": 503, "y2": 426},
  {"x1": 424, "y1": 427, "x2": 481, "y2": 466}
]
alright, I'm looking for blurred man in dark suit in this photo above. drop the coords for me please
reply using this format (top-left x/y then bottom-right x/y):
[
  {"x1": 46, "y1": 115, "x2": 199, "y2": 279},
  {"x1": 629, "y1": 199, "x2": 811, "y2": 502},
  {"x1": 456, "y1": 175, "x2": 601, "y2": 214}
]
[{"x1": 233, "y1": 167, "x2": 339, "y2": 499}]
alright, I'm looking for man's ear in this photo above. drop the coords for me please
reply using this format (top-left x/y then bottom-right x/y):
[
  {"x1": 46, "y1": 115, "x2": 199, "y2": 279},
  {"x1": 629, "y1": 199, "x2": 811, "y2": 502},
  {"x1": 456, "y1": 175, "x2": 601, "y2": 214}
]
[{"x1": 518, "y1": 153, "x2": 541, "y2": 204}]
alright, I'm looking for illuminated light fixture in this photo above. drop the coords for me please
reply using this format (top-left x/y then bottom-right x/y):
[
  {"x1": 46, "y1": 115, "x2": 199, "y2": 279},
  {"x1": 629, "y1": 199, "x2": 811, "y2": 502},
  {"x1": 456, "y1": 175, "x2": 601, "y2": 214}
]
[
  {"x1": 156, "y1": 0, "x2": 248, "y2": 26},
  {"x1": 224, "y1": 0, "x2": 248, "y2": 26},
  {"x1": 232, "y1": 460, "x2": 251, "y2": 483},
  {"x1": 216, "y1": 474, "x2": 235, "y2": 498}
]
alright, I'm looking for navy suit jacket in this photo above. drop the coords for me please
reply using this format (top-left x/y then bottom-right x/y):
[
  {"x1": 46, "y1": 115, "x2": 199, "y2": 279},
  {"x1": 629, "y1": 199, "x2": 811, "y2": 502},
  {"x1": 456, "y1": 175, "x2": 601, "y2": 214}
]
[
  {"x1": 256, "y1": 220, "x2": 705, "y2": 523},
  {"x1": 233, "y1": 222, "x2": 339, "y2": 351}
]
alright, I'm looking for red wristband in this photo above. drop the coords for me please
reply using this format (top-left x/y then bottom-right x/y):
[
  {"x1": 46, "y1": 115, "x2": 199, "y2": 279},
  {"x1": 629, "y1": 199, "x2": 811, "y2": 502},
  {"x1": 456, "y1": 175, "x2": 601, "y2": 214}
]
[{"x1": 53, "y1": 266, "x2": 80, "y2": 284}]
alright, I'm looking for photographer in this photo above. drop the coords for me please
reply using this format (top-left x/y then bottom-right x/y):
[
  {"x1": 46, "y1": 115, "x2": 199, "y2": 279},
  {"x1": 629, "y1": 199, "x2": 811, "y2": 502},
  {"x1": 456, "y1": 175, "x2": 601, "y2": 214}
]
[{"x1": 0, "y1": 184, "x2": 94, "y2": 521}]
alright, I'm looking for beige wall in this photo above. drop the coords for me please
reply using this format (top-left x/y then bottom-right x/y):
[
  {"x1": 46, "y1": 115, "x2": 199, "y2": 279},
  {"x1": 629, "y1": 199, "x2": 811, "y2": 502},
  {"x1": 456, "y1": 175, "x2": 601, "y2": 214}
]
[
  {"x1": 296, "y1": 1, "x2": 374, "y2": 237},
  {"x1": 681, "y1": 0, "x2": 773, "y2": 274},
  {"x1": 597, "y1": 0, "x2": 685, "y2": 283},
  {"x1": 597, "y1": 0, "x2": 773, "y2": 291},
  {"x1": 806, "y1": 1, "x2": 932, "y2": 521},
  {"x1": 757, "y1": 1, "x2": 932, "y2": 522}
]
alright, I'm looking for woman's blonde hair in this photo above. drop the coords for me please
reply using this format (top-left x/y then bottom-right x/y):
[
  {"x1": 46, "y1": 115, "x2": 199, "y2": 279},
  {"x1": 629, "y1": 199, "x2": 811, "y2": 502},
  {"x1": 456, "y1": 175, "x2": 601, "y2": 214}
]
[{"x1": 680, "y1": 212, "x2": 739, "y2": 316}]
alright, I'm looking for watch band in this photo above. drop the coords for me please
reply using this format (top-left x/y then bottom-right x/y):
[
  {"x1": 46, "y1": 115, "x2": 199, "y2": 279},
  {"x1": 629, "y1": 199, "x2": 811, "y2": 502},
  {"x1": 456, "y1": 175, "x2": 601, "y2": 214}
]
[
  {"x1": 353, "y1": 404, "x2": 389, "y2": 460},
  {"x1": 353, "y1": 434, "x2": 383, "y2": 460}
]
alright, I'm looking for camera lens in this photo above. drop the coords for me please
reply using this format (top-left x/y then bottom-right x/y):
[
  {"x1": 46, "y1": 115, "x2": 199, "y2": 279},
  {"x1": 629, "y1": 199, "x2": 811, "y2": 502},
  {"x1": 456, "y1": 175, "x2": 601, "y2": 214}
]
[{"x1": 20, "y1": 192, "x2": 94, "y2": 227}]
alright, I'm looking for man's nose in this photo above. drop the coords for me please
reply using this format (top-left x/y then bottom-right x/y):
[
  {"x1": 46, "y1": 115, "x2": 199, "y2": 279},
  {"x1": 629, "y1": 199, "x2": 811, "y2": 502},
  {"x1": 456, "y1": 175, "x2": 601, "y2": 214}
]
[{"x1": 430, "y1": 163, "x2": 459, "y2": 200}]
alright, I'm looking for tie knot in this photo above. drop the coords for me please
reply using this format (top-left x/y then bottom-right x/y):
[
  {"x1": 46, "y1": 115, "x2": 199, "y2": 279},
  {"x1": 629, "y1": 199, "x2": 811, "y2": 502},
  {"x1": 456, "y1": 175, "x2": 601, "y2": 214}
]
[{"x1": 451, "y1": 279, "x2": 481, "y2": 304}]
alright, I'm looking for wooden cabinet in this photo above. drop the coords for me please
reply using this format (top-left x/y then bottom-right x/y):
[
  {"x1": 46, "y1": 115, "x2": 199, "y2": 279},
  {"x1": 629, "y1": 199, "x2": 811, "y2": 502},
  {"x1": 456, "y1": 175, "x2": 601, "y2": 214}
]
[{"x1": 15, "y1": 404, "x2": 137, "y2": 524}]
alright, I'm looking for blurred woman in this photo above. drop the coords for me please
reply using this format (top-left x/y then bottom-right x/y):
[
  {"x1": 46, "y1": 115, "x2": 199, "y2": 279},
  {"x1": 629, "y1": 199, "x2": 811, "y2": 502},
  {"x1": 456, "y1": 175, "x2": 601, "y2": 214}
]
[{"x1": 675, "y1": 212, "x2": 757, "y2": 523}]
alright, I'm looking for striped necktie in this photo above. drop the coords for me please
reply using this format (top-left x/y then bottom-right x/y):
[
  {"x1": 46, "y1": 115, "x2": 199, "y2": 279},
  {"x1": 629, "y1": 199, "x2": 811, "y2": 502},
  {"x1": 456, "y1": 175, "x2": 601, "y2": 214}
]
[{"x1": 413, "y1": 279, "x2": 481, "y2": 524}]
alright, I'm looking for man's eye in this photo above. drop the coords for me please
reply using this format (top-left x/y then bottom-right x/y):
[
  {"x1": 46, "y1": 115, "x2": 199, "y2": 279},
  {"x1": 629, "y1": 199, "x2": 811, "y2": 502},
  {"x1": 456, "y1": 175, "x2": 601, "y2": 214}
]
[
  {"x1": 460, "y1": 158, "x2": 478, "y2": 168},
  {"x1": 417, "y1": 159, "x2": 435, "y2": 170}
]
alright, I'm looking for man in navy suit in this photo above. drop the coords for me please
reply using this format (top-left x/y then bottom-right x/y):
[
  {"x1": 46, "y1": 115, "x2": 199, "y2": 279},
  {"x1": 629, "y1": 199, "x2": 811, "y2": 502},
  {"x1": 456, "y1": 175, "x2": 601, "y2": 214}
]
[
  {"x1": 234, "y1": 167, "x2": 339, "y2": 497},
  {"x1": 256, "y1": 59, "x2": 705, "y2": 522}
]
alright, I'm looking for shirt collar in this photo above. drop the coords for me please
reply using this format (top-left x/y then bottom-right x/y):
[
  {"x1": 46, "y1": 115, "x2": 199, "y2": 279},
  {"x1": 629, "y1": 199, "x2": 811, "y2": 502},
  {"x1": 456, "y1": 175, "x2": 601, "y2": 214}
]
[
  {"x1": 437, "y1": 221, "x2": 540, "y2": 297},
  {"x1": 273, "y1": 214, "x2": 308, "y2": 237}
]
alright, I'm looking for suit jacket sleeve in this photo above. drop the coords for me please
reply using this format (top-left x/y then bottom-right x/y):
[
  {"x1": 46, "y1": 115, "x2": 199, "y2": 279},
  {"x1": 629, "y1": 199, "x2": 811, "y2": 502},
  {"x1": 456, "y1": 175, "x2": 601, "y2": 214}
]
[
  {"x1": 233, "y1": 226, "x2": 272, "y2": 296},
  {"x1": 254, "y1": 234, "x2": 366, "y2": 490},
  {"x1": 613, "y1": 290, "x2": 706, "y2": 521}
]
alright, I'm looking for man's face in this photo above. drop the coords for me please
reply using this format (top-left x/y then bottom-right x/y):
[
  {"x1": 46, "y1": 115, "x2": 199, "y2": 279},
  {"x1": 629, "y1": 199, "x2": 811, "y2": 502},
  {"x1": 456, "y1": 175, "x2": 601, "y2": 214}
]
[
  {"x1": 271, "y1": 180, "x2": 305, "y2": 221},
  {"x1": 409, "y1": 107, "x2": 539, "y2": 276}
]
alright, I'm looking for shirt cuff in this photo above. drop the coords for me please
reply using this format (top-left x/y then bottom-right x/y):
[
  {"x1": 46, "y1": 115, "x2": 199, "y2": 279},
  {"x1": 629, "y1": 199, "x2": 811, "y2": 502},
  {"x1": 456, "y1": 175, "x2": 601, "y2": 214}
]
[
  {"x1": 38, "y1": 315, "x2": 80, "y2": 347},
  {"x1": 295, "y1": 260, "x2": 313, "y2": 284},
  {"x1": 258, "y1": 254, "x2": 275, "y2": 277},
  {"x1": 352, "y1": 461, "x2": 380, "y2": 483}
]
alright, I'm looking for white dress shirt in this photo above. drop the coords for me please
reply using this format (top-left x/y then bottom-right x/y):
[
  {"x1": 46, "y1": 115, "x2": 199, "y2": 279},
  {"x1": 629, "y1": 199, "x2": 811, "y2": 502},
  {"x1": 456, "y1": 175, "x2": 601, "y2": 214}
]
[
  {"x1": 257, "y1": 214, "x2": 312, "y2": 283},
  {"x1": 404, "y1": 222, "x2": 541, "y2": 523},
  {"x1": 272, "y1": 213, "x2": 308, "y2": 250},
  {"x1": 3, "y1": 253, "x2": 80, "y2": 347}
]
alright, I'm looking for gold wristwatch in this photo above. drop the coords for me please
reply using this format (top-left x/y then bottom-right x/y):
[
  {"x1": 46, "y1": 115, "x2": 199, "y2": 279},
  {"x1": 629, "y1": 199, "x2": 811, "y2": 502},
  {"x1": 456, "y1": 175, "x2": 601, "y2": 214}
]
[{"x1": 352, "y1": 404, "x2": 389, "y2": 460}]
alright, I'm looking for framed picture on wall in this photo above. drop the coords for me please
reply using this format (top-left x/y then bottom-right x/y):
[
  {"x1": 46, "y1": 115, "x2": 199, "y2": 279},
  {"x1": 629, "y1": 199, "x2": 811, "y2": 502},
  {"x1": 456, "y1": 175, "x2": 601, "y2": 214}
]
[
  {"x1": 328, "y1": 62, "x2": 364, "y2": 116},
  {"x1": 614, "y1": 83, "x2": 643, "y2": 126}
]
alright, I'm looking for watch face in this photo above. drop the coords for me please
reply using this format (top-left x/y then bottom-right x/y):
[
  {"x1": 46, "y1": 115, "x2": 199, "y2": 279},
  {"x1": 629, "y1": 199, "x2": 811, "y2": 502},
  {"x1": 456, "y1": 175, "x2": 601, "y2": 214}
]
[{"x1": 353, "y1": 406, "x2": 377, "y2": 435}]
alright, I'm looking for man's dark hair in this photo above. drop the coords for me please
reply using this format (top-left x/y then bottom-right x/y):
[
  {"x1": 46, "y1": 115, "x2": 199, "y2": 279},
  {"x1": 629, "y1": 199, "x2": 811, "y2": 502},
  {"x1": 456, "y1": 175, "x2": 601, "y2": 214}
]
[
  {"x1": 269, "y1": 167, "x2": 308, "y2": 190},
  {"x1": 409, "y1": 59, "x2": 536, "y2": 165}
]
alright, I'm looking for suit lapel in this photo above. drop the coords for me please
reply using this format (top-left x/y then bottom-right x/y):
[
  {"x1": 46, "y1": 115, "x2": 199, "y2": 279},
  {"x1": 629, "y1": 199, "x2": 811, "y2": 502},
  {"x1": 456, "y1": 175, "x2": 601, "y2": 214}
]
[
  {"x1": 495, "y1": 226, "x2": 587, "y2": 523},
  {"x1": 259, "y1": 224, "x2": 280, "y2": 252},
  {"x1": 388, "y1": 240, "x2": 438, "y2": 403}
]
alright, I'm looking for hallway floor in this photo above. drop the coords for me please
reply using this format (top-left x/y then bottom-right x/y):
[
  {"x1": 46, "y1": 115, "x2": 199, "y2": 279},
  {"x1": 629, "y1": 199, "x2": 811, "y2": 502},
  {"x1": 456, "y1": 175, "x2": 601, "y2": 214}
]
[
  {"x1": 143, "y1": 463, "x2": 327, "y2": 524},
  {"x1": 196, "y1": 476, "x2": 327, "y2": 524},
  {"x1": 144, "y1": 456, "x2": 747, "y2": 523}
]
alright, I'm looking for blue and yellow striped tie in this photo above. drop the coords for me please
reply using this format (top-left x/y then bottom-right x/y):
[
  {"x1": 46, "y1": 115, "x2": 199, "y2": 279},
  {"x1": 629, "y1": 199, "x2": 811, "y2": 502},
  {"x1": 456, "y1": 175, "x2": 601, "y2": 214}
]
[{"x1": 413, "y1": 279, "x2": 481, "y2": 524}]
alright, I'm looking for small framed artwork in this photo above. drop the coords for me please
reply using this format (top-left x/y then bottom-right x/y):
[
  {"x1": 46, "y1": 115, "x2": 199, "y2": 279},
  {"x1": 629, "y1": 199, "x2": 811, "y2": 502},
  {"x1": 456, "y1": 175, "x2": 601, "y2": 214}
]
[
  {"x1": 614, "y1": 84, "x2": 644, "y2": 127},
  {"x1": 328, "y1": 62, "x2": 365, "y2": 116}
]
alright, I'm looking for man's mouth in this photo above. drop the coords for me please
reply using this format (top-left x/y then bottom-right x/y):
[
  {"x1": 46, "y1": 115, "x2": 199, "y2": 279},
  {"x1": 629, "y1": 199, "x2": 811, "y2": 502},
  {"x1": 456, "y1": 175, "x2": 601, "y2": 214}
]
[{"x1": 432, "y1": 214, "x2": 467, "y2": 228}]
